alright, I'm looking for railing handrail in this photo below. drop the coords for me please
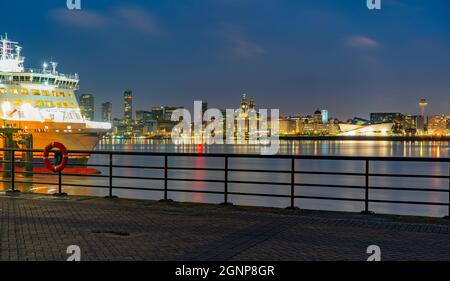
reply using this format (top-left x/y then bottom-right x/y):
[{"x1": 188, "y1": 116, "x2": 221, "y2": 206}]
[{"x1": 1, "y1": 147, "x2": 450, "y2": 162}]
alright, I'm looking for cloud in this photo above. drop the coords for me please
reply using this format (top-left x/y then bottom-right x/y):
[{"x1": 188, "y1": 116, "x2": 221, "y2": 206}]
[
  {"x1": 49, "y1": 9, "x2": 109, "y2": 29},
  {"x1": 232, "y1": 37, "x2": 266, "y2": 59},
  {"x1": 49, "y1": 6, "x2": 160, "y2": 35},
  {"x1": 114, "y1": 6, "x2": 160, "y2": 34},
  {"x1": 223, "y1": 25, "x2": 266, "y2": 59},
  {"x1": 345, "y1": 35, "x2": 380, "y2": 49}
]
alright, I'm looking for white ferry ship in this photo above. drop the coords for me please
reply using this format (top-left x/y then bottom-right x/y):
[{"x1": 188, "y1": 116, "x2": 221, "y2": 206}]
[{"x1": 0, "y1": 33, "x2": 111, "y2": 164}]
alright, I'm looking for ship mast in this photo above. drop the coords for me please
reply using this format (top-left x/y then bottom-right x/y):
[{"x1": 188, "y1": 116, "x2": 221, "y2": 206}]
[{"x1": 0, "y1": 33, "x2": 25, "y2": 72}]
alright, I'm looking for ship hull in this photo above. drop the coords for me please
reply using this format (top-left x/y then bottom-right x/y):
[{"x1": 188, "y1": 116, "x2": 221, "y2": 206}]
[
  {"x1": 0, "y1": 120, "x2": 108, "y2": 166},
  {"x1": 31, "y1": 131, "x2": 102, "y2": 166}
]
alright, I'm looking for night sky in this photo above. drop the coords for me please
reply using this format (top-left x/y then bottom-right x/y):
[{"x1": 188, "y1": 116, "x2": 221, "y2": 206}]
[{"x1": 1, "y1": 0, "x2": 449, "y2": 120}]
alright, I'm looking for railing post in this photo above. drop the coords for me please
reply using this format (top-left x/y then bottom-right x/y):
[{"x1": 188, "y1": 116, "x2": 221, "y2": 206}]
[
  {"x1": 53, "y1": 162, "x2": 67, "y2": 196},
  {"x1": 164, "y1": 155, "x2": 168, "y2": 201},
  {"x1": 109, "y1": 153, "x2": 113, "y2": 198},
  {"x1": 58, "y1": 170, "x2": 62, "y2": 194},
  {"x1": 361, "y1": 159, "x2": 373, "y2": 214},
  {"x1": 286, "y1": 158, "x2": 299, "y2": 210},
  {"x1": 11, "y1": 151, "x2": 15, "y2": 192},
  {"x1": 220, "y1": 156, "x2": 232, "y2": 206},
  {"x1": 446, "y1": 162, "x2": 450, "y2": 219}
]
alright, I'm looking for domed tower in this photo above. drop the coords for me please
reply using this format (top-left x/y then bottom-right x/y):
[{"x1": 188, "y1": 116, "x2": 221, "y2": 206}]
[
  {"x1": 240, "y1": 93, "x2": 248, "y2": 112},
  {"x1": 249, "y1": 97, "x2": 255, "y2": 110},
  {"x1": 314, "y1": 108, "x2": 322, "y2": 124}
]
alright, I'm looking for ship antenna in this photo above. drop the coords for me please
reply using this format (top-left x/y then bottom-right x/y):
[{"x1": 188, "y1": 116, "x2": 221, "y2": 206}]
[{"x1": 50, "y1": 60, "x2": 58, "y2": 74}]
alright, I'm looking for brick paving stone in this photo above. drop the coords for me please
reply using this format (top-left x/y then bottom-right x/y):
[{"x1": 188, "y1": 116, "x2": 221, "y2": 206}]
[{"x1": 0, "y1": 194, "x2": 450, "y2": 261}]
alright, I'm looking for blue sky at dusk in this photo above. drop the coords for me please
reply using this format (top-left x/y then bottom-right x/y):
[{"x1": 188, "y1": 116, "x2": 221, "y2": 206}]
[{"x1": 1, "y1": 0, "x2": 449, "y2": 120}]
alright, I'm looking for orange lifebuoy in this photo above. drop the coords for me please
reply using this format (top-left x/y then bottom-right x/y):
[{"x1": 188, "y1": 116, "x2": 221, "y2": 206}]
[{"x1": 43, "y1": 142, "x2": 69, "y2": 172}]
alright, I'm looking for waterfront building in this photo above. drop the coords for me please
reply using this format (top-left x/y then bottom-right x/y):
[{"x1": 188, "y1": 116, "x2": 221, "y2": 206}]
[
  {"x1": 123, "y1": 90, "x2": 133, "y2": 124},
  {"x1": 339, "y1": 123, "x2": 393, "y2": 136},
  {"x1": 399, "y1": 115, "x2": 425, "y2": 135},
  {"x1": 417, "y1": 115, "x2": 425, "y2": 134},
  {"x1": 164, "y1": 106, "x2": 183, "y2": 121},
  {"x1": 427, "y1": 115, "x2": 448, "y2": 136},
  {"x1": 78, "y1": 94, "x2": 94, "y2": 121},
  {"x1": 142, "y1": 120, "x2": 158, "y2": 135},
  {"x1": 351, "y1": 117, "x2": 370, "y2": 125},
  {"x1": 402, "y1": 115, "x2": 419, "y2": 135},
  {"x1": 234, "y1": 94, "x2": 259, "y2": 139},
  {"x1": 321, "y1": 110, "x2": 329, "y2": 124},
  {"x1": 202, "y1": 101, "x2": 208, "y2": 116},
  {"x1": 279, "y1": 117, "x2": 297, "y2": 135},
  {"x1": 136, "y1": 110, "x2": 153, "y2": 123},
  {"x1": 151, "y1": 106, "x2": 164, "y2": 121},
  {"x1": 112, "y1": 118, "x2": 127, "y2": 135},
  {"x1": 314, "y1": 109, "x2": 323, "y2": 124},
  {"x1": 101, "y1": 102, "x2": 112, "y2": 123},
  {"x1": 370, "y1": 113, "x2": 402, "y2": 124},
  {"x1": 419, "y1": 98, "x2": 428, "y2": 117},
  {"x1": 293, "y1": 110, "x2": 339, "y2": 136}
]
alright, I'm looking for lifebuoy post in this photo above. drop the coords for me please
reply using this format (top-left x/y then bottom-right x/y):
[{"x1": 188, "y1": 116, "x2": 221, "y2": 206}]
[{"x1": 43, "y1": 142, "x2": 69, "y2": 196}]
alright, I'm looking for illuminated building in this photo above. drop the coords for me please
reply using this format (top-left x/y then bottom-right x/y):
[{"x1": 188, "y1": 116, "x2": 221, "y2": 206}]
[
  {"x1": 123, "y1": 90, "x2": 133, "y2": 124},
  {"x1": 370, "y1": 113, "x2": 402, "y2": 124},
  {"x1": 400, "y1": 115, "x2": 425, "y2": 135},
  {"x1": 339, "y1": 123, "x2": 393, "y2": 136},
  {"x1": 293, "y1": 109, "x2": 339, "y2": 135},
  {"x1": 314, "y1": 109, "x2": 322, "y2": 124},
  {"x1": 164, "y1": 106, "x2": 183, "y2": 121},
  {"x1": 136, "y1": 110, "x2": 153, "y2": 123},
  {"x1": 202, "y1": 102, "x2": 208, "y2": 116},
  {"x1": 151, "y1": 106, "x2": 164, "y2": 121},
  {"x1": 78, "y1": 94, "x2": 94, "y2": 121},
  {"x1": 234, "y1": 94, "x2": 259, "y2": 139},
  {"x1": 279, "y1": 117, "x2": 297, "y2": 135},
  {"x1": 427, "y1": 115, "x2": 448, "y2": 136},
  {"x1": 101, "y1": 102, "x2": 112, "y2": 122},
  {"x1": 0, "y1": 34, "x2": 110, "y2": 163},
  {"x1": 419, "y1": 98, "x2": 428, "y2": 117},
  {"x1": 321, "y1": 110, "x2": 329, "y2": 124},
  {"x1": 351, "y1": 117, "x2": 370, "y2": 126}
]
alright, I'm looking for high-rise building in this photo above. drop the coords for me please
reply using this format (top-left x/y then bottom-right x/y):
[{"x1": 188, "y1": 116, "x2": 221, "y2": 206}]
[
  {"x1": 201, "y1": 101, "x2": 208, "y2": 116},
  {"x1": 419, "y1": 98, "x2": 428, "y2": 117},
  {"x1": 123, "y1": 90, "x2": 133, "y2": 123},
  {"x1": 321, "y1": 110, "x2": 329, "y2": 124},
  {"x1": 101, "y1": 102, "x2": 112, "y2": 123},
  {"x1": 78, "y1": 94, "x2": 94, "y2": 121}
]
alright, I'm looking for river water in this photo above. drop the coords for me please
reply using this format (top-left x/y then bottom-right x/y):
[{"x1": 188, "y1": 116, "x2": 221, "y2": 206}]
[{"x1": 5, "y1": 139, "x2": 450, "y2": 217}]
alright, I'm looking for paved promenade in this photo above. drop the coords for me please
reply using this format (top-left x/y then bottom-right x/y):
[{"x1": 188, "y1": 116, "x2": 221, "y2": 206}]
[{"x1": 1, "y1": 193, "x2": 450, "y2": 261}]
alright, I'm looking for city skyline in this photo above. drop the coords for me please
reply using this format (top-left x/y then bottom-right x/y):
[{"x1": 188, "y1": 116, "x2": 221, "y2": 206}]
[
  {"x1": 84, "y1": 91, "x2": 439, "y2": 123},
  {"x1": 1, "y1": 0, "x2": 449, "y2": 119}
]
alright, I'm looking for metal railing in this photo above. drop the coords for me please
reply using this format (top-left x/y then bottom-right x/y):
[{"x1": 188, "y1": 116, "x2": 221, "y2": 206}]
[{"x1": 0, "y1": 148, "x2": 449, "y2": 218}]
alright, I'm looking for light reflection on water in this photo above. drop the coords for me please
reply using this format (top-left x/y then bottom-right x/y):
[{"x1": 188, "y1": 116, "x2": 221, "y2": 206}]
[{"x1": 2, "y1": 139, "x2": 450, "y2": 217}]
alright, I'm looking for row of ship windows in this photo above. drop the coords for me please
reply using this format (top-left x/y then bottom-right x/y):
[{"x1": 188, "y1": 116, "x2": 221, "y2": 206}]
[
  {"x1": 0, "y1": 75, "x2": 77, "y2": 88},
  {"x1": 10, "y1": 99, "x2": 78, "y2": 108},
  {"x1": 0, "y1": 88, "x2": 73, "y2": 98}
]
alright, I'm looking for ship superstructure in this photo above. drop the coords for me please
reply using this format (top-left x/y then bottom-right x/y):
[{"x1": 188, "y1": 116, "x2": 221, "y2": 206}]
[{"x1": 0, "y1": 34, "x2": 111, "y2": 163}]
